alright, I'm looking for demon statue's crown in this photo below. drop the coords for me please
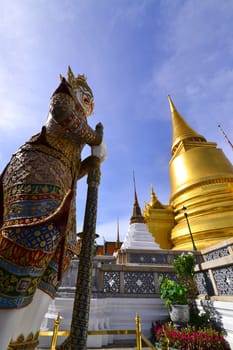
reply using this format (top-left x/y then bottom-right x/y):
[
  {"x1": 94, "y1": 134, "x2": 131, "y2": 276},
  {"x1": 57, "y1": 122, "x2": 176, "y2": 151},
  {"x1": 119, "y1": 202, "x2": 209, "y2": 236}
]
[{"x1": 60, "y1": 66, "x2": 93, "y2": 97}]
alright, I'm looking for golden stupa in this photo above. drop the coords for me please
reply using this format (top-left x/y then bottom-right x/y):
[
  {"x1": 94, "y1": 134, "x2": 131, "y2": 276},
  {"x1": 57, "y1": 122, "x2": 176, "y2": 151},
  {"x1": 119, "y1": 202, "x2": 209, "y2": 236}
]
[{"x1": 144, "y1": 96, "x2": 233, "y2": 250}]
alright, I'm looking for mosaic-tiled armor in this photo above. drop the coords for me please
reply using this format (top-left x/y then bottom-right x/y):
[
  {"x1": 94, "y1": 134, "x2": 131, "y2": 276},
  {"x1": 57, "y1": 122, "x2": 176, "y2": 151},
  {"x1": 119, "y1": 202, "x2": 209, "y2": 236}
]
[{"x1": 0, "y1": 68, "x2": 103, "y2": 309}]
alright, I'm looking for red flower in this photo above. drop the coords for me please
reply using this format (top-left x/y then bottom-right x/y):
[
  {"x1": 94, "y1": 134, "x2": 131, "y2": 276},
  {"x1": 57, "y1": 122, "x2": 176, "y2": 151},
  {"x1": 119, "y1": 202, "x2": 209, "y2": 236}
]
[{"x1": 153, "y1": 323, "x2": 230, "y2": 350}]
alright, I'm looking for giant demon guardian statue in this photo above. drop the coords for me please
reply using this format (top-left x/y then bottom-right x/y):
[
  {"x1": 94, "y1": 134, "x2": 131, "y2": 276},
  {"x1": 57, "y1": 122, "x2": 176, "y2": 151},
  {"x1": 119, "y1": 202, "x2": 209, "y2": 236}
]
[{"x1": 0, "y1": 67, "x2": 106, "y2": 350}]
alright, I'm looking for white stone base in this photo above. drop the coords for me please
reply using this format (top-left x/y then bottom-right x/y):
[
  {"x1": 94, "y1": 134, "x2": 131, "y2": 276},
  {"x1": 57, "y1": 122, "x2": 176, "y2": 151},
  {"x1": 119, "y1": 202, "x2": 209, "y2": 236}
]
[
  {"x1": 39, "y1": 297, "x2": 168, "y2": 348},
  {"x1": 39, "y1": 297, "x2": 233, "y2": 349}
]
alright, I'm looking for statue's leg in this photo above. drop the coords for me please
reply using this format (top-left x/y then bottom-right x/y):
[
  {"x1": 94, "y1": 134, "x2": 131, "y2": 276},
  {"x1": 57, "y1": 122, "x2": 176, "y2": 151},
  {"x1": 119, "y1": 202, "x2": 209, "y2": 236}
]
[
  {"x1": 0, "y1": 243, "x2": 44, "y2": 350},
  {"x1": 0, "y1": 223, "x2": 61, "y2": 350},
  {"x1": 8, "y1": 249, "x2": 64, "y2": 350},
  {"x1": 0, "y1": 307, "x2": 25, "y2": 350},
  {"x1": 9, "y1": 289, "x2": 52, "y2": 350}
]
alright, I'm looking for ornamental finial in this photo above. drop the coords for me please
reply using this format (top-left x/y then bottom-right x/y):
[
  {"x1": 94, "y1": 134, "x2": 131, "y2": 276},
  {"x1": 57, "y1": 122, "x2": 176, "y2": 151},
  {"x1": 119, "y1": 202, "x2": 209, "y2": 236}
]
[{"x1": 67, "y1": 66, "x2": 88, "y2": 90}]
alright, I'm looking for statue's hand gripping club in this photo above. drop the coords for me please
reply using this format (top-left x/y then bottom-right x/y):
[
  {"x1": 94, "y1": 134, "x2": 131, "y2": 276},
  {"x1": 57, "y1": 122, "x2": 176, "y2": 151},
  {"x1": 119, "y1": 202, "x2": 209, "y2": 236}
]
[
  {"x1": 77, "y1": 123, "x2": 106, "y2": 180},
  {"x1": 92, "y1": 123, "x2": 107, "y2": 162},
  {"x1": 95, "y1": 122, "x2": 103, "y2": 140}
]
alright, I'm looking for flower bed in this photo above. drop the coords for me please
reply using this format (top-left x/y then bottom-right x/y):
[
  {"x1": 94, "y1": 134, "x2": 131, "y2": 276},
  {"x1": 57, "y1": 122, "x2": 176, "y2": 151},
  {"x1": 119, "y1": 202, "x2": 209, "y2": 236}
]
[
  {"x1": 151, "y1": 322, "x2": 231, "y2": 350},
  {"x1": 155, "y1": 252, "x2": 231, "y2": 349}
]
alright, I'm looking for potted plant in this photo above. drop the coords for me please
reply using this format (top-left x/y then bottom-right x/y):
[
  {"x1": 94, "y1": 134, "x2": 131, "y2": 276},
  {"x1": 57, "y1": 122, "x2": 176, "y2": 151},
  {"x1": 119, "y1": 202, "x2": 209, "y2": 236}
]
[
  {"x1": 159, "y1": 277, "x2": 188, "y2": 306},
  {"x1": 159, "y1": 277, "x2": 190, "y2": 326},
  {"x1": 173, "y1": 252, "x2": 198, "y2": 315}
]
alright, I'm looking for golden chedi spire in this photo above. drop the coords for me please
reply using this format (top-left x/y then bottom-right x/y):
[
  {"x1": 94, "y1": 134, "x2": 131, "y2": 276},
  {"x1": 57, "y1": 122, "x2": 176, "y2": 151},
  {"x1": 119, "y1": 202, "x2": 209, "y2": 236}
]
[
  {"x1": 168, "y1": 95, "x2": 206, "y2": 155},
  {"x1": 150, "y1": 185, "x2": 164, "y2": 209},
  {"x1": 168, "y1": 97, "x2": 233, "y2": 250}
]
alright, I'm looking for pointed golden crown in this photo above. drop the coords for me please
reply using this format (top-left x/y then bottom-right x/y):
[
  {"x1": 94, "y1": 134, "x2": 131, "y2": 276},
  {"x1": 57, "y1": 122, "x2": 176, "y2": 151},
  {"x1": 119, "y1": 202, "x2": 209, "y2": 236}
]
[
  {"x1": 60, "y1": 66, "x2": 93, "y2": 96},
  {"x1": 67, "y1": 66, "x2": 87, "y2": 88}
]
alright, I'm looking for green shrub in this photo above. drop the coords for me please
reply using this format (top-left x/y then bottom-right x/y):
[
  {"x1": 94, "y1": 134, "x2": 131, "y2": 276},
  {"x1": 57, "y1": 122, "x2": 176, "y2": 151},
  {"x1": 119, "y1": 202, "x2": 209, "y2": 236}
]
[{"x1": 159, "y1": 277, "x2": 188, "y2": 306}]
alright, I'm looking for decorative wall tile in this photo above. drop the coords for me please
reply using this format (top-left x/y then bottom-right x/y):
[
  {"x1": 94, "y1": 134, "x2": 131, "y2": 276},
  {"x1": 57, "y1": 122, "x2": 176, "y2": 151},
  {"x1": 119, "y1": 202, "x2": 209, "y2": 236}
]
[
  {"x1": 124, "y1": 272, "x2": 155, "y2": 294},
  {"x1": 103, "y1": 271, "x2": 120, "y2": 293},
  {"x1": 204, "y1": 247, "x2": 230, "y2": 261},
  {"x1": 212, "y1": 267, "x2": 233, "y2": 295},
  {"x1": 129, "y1": 253, "x2": 168, "y2": 264}
]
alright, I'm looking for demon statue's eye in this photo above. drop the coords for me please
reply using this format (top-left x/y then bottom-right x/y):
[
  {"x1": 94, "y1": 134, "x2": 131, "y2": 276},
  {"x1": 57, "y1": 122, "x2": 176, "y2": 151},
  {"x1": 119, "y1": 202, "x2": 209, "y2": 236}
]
[{"x1": 83, "y1": 95, "x2": 90, "y2": 104}]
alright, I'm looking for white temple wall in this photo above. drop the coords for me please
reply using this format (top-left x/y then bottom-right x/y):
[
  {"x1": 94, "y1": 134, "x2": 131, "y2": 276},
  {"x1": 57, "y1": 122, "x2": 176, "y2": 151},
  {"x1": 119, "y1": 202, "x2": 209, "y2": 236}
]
[
  {"x1": 38, "y1": 297, "x2": 233, "y2": 349},
  {"x1": 38, "y1": 297, "x2": 168, "y2": 348}
]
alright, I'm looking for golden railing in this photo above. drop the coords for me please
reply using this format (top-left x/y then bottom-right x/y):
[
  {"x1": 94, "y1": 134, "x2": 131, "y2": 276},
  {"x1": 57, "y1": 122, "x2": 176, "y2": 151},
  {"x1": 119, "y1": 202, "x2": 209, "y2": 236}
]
[{"x1": 39, "y1": 313, "x2": 162, "y2": 350}]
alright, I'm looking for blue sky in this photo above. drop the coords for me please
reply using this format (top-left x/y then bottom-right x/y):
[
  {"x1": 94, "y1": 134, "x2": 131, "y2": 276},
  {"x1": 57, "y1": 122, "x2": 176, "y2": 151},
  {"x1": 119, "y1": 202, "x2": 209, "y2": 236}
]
[{"x1": 0, "y1": 0, "x2": 232, "y2": 244}]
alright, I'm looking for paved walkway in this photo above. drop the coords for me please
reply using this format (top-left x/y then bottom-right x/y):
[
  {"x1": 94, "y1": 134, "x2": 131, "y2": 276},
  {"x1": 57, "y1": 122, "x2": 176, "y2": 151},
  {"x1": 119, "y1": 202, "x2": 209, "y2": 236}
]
[
  {"x1": 38, "y1": 339, "x2": 142, "y2": 349},
  {"x1": 38, "y1": 345, "x2": 139, "y2": 349},
  {"x1": 37, "y1": 345, "x2": 149, "y2": 350},
  {"x1": 38, "y1": 339, "x2": 142, "y2": 348},
  {"x1": 38, "y1": 339, "x2": 151, "y2": 349}
]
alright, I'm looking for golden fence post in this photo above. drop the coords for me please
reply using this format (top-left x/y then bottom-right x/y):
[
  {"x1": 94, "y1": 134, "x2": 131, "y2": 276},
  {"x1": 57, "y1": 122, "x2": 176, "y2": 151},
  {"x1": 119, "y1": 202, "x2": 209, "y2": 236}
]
[
  {"x1": 159, "y1": 326, "x2": 169, "y2": 350},
  {"x1": 50, "y1": 313, "x2": 61, "y2": 350},
  {"x1": 135, "y1": 313, "x2": 142, "y2": 350}
]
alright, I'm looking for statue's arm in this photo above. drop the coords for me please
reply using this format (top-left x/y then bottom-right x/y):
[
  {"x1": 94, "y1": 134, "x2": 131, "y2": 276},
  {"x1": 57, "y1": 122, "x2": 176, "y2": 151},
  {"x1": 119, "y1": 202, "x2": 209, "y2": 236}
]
[
  {"x1": 77, "y1": 141, "x2": 107, "y2": 180},
  {"x1": 50, "y1": 92, "x2": 102, "y2": 146}
]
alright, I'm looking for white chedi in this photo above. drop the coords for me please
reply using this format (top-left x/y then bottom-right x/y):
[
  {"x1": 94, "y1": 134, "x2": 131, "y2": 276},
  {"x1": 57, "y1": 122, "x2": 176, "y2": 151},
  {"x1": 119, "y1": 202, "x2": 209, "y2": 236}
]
[
  {"x1": 120, "y1": 180, "x2": 161, "y2": 251},
  {"x1": 121, "y1": 222, "x2": 160, "y2": 251}
]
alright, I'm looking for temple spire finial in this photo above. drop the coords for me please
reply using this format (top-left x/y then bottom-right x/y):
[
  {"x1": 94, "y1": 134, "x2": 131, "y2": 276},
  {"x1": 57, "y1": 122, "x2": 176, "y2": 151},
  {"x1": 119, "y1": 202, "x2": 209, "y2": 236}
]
[
  {"x1": 115, "y1": 218, "x2": 121, "y2": 250},
  {"x1": 150, "y1": 184, "x2": 164, "y2": 209},
  {"x1": 130, "y1": 172, "x2": 145, "y2": 224},
  {"x1": 168, "y1": 95, "x2": 206, "y2": 154},
  {"x1": 150, "y1": 184, "x2": 156, "y2": 206},
  {"x1": 168, "y1": 94, "x2": 176, "y2": 113}
]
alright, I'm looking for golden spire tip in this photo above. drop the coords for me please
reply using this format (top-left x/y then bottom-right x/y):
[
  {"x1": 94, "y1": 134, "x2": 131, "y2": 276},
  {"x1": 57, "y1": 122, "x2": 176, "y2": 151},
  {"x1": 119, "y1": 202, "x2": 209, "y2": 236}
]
[{"x1": 168, "y1": 95, "x2": 175, "y2": 113}]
